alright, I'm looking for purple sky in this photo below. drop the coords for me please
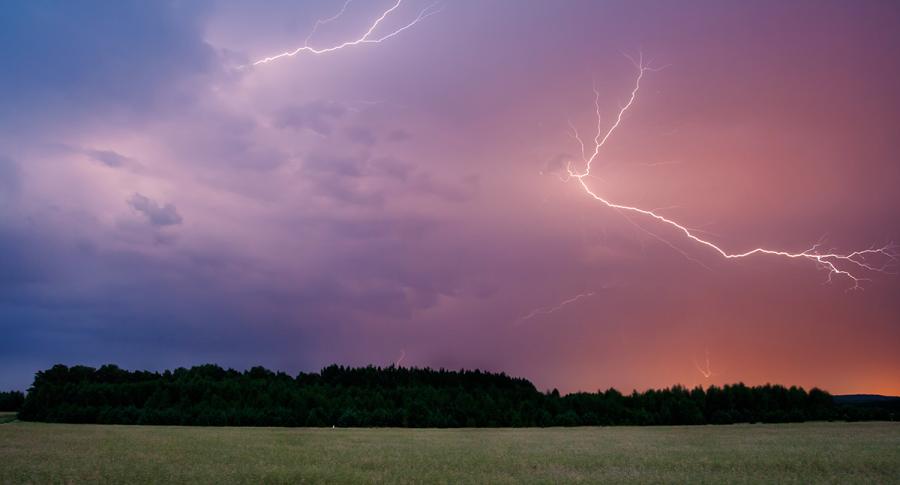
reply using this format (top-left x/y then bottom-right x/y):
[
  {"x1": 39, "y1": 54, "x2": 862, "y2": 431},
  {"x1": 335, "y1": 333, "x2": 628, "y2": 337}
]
[{"x1": 2, "y1": 0, "x2": 899, "y2": 394}]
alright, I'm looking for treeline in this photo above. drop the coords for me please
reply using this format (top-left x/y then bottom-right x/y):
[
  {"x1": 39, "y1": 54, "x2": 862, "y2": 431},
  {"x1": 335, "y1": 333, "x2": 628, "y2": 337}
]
[
  {"x1": 16, "y1": 364, "x2": 893, "y2": 427},
  {"x1": 0, "y1": 391, "x2": 24, "y2": 412},
  {"x1": 833, "y1": 395, "x2": 900, "y2": 422}
]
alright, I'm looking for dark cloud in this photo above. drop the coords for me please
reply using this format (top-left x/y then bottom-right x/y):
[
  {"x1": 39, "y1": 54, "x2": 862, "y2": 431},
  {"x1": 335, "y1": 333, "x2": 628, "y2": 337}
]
[
  {"x1": 0, "y1": 198, "x2": 465, "y2": 390},
  {"x1": 128, "y1": 193, "x2": 183, "y2": 227},
  {"x1": 0, "y1": 226, "x2": 48, "y2": 291},
  {"x1": 0, "y1": 225, "x2": 319, "y2": 390},
  {"x1": 0, "y1": 0, "x2": 217, "y2": 129}
]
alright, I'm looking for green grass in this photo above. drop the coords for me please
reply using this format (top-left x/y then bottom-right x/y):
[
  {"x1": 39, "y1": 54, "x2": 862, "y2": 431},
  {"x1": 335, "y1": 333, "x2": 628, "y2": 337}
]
[
  {"x1": 0, "y1": 412, "x2": 16, "y2": 424},
  {"x1": 0, "y1": 422, "x2": 898, "y2": 484}
]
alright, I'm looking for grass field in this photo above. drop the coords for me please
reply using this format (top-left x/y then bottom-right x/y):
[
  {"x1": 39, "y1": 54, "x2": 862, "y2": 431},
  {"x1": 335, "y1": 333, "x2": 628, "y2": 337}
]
[
  {"x1": 0, "y1": 413, "x2": 16, "y2": 424},
  {"x1": 0, "y1": 421, "x2": 898, "y2": 483}
]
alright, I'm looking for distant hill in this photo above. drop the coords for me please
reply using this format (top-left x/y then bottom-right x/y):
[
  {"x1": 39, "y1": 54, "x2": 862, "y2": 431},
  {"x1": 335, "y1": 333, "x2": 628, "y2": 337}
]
[
  {"x1": 832, "y1": 394, "x2": 900, "y2": 421},
  {"x1": 834, "y1": 394, "x2": 900, "y2": 405}
]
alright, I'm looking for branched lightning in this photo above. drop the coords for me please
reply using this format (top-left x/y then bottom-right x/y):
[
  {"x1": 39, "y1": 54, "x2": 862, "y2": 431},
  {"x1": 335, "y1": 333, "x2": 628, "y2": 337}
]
[
  {"x1": 563, "y1": 55, "x2": 897, "y2": 289},
  {"x1": 252, "y1": 0, "x2": 441, "y2": 66},
  {"x1": 518, "y1": 291, "x2": 597, "y2": 323}
]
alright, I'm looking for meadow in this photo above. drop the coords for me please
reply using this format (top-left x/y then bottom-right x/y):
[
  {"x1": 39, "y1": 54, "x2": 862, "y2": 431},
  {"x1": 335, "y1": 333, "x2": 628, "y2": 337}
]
[{"x1": 1, "y1": 421, "x2": 898, "y2": 483}]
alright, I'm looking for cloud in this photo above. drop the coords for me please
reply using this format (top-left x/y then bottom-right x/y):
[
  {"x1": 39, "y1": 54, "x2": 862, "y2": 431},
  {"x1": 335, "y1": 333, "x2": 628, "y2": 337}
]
[
  {"x1": 128, "y1": 193, "x2": 183, "y2": 227},
  {"x1": 345, "y1": 125, "x2": 378, "y2": 147},
  {"x1": 303, "y1": 153, "x2": 365, "y2": 178},
  {"x1": 275, "y1": 100, "x2": 348, "y2": 136},
  {"x1": 169, "y1": 113, "x2": 285, "y2": 173},
  {"x1": 409, "y1": 172, "x2": 480, "y2": 203},
  {"x1": 0, "y1": 225, "x2": 48, "y2": 291},
  {"x1": 541, "y1": 153, "x2": 573, "y2": 176},
  {"x1": 0, "y1": 0, "x2": 217, "y2": 129},
  {"x1": 387, "y1": 130, "x2": 412, "y2": 143},
  {"x1": 0, "y1": 157, "x2": 21, "y2": 196},
  {"x1": 319, "y1": 216, "x2": 435, "y2": 241},
  {"x1": 85, "y1": 149, "x2": 137, "y2": 169},
  {"x1": 370, "y1": 157, "x2": 413, "y2": 181}
]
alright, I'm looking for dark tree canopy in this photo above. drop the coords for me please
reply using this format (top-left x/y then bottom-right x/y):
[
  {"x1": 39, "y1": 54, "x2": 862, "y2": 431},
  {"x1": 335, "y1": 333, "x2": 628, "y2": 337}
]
[
  {"x1": 15, "y1": 364, "x2": 894, "y2": 427},
  {"x1": 0, "y1": 390, "x2": 25, "y2": 412}
]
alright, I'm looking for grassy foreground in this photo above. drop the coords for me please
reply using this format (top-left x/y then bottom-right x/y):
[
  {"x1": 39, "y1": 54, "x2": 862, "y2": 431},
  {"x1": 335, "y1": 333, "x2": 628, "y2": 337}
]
[{"x1": 1, "y1": 421, "x2": 898, "y2": 483}]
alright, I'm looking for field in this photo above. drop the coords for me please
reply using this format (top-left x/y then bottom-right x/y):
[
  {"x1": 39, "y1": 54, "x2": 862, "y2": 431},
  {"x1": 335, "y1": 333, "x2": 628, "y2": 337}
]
[{"x1": 1, "y1": 421, "x2": 898, "y2": 483}]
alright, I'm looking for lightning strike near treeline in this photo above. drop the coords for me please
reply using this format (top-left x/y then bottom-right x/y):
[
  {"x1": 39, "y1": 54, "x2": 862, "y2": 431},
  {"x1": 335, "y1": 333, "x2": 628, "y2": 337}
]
[
  {"x1": 694, "y1": 349, "x2": 715, "y2": 379},
  {"x1": 561, "y1": 55, "x2": 896, "y2": 290},
  {"x1": 252, "y1": 0, "x2": 441, "y2": 66}
]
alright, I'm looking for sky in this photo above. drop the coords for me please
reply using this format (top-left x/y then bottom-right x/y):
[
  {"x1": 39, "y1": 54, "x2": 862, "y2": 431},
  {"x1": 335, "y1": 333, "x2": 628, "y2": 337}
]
[{"x1": 1, "y1": 0, "x2": 899, "y2": 395}]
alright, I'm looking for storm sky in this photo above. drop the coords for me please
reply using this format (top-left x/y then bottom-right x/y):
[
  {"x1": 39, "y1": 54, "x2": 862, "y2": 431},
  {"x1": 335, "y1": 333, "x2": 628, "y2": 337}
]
[{"x1": 2, "y1": 0, "x2": 899, "y2": 394}]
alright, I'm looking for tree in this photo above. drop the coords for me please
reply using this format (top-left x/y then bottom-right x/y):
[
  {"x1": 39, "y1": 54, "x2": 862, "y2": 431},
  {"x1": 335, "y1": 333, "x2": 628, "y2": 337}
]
[{"x1": 0, "y1": 391, "x2": 25, "y2": 412}]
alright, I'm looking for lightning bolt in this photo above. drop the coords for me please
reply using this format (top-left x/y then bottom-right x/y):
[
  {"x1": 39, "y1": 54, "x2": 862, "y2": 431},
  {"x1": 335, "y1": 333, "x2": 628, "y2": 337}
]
[
  {"x1": 518, "y1": 291, "x2": 597, "y2": 323},
  {"x1": 563, "y1": 54, "x2": 897, "y2": 290},
  {"x1": 395, "y1": 349, "x2": 406, "y2": 367},
  {"x1": 694, "y1": 348, "x2": 715, "y2": 379},
  {"x1": 252, "y1": 0, "x2": 441, "y2": 66}
]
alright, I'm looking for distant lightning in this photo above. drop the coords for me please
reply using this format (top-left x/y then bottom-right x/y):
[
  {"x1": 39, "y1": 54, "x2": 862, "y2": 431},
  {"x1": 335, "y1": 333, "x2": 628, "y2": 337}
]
[
  {"x1": 395, "y1": 349, "x2": 406, "y2": 367},
  {"x1": 252, "y1": 0, "x2": 441, "y2": 66},
  {"x1": 562, "y1": 55, "x2": 896, "y2": 289},
  {"x1": 518, "y1": 291, "x2": 597, "y2": 323},
  {"x1": 694, "y1": 349, "x2": 715, "y2": 379}
]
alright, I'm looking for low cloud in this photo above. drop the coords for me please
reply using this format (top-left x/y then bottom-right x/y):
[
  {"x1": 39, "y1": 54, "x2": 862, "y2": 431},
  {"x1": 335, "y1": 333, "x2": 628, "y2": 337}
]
[{"x1": 128, "y1": 193, "x2": 183, "y2": 227}]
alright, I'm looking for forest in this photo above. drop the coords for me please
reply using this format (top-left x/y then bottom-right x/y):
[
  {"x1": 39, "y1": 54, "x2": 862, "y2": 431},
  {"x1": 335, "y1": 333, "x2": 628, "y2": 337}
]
[
  {"x1": 0, "y1": 391, "x2": 24, "y2": 412},
  {"x1": 12, "y1": 364, "x2": 896, "y2": 427}
]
